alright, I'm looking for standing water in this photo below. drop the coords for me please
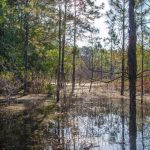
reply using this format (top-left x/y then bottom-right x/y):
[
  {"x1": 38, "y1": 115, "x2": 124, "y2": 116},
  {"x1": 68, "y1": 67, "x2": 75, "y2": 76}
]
[{"x1": 0, "y1": 94, "x2": 150, "y2": 150}]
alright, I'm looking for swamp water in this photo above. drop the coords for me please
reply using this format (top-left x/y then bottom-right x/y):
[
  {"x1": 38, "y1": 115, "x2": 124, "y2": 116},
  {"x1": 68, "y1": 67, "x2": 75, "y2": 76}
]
[{"x1": 0, "y1": 95, "x2": 150, "y2": 150}]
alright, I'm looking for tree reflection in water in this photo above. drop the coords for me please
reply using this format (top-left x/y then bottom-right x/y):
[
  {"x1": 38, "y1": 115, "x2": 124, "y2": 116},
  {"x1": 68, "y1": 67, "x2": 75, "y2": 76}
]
[
  {"x1": 46, "y1": 96, "x2": 150, "y2": 150},
  {"x1": 1, "y1": 96, "x2": 150, "y2": 149},
  {"x1": 121, "y1": 98, "x2": 125, "y2": 150}
]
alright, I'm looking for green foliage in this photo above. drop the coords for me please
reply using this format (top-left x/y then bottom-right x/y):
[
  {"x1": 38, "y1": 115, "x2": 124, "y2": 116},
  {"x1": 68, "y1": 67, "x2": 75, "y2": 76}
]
[
  {"x1": 0, "y1": 0, "x2": 149, "y2": 96},
  {"x1": 136, "y1": 45, "x2": 150, "y2": 72},
  {"x1": 38, "y1": 102, "x2": 56, "y2": 117},
  {"x1": 46, "y1": 83, "x2": 55, "y2": 95},
  {"x1": 0, "y1": 72, "x2": 14, "y2": 80},
  {"x1": 0, "y1": 0, "x2": 6, "y2": 23}
]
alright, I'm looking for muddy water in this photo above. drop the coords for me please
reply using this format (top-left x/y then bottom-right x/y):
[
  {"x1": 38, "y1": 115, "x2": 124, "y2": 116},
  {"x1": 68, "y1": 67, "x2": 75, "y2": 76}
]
[{"x1": 0, "y1": 96, "x2": 150, "y2": 150}]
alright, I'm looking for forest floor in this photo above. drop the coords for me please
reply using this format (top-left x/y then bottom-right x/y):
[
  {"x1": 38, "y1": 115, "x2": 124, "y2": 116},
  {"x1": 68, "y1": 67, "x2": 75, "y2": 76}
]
[
  {"x1": 0, "y1": 94, "x2": 49, "y2": 114},
  {"x1": 70, "y1": 82, "x2": 150, "y2": 103},
  {"x1": 0, "y1": 82, "x2": 150, "y2": 115},
  {"x1": 0, "y1": 83, "x2": 150, "y2": 149},
  {"x1": 0, "y1": 93, "x2": 57, "y2": 133}
]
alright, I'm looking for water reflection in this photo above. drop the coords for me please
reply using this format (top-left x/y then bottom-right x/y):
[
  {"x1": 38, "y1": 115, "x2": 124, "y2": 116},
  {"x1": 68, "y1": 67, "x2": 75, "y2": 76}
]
[
  {"x1": 1, "y1": 96, "x2": 150, "y2": 149},
  {"x1": 141, "y1": 100, "x2": 144, "y2": 150},
  {"x1": 121, "y1": 98, "x2": 125, "y2": 150},
  {"x1": 129, "y1": 95, "x2": 137, "y2": 150},
  {"x1": 51, "y1": 97, "x2": 150, "y2": 150}
]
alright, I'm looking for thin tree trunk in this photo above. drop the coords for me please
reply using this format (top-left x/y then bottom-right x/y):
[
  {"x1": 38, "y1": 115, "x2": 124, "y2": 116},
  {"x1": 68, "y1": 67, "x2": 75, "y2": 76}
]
[
  {"x1": 57, "y1": 1, "x2": 62, "y2": 102},
  {"x1": 72, "y1": 0, "x2": 77, "y2": 94},
  {"x1": 23, "y1": 0, "x2": 29, "y2": 95},
  {"x1": 101, "y1": 48, "x2": 103, "y2": 80},
  {"x1": 61, "y1": 0, "x2": 67, "y2": 87},
  {"x1": 110, "y1": 37, "x2": 113, "y2": 80},
  {"x1": 128, "y1": 0, "x2": 137, "y2": 150},
  {"x1": 141, "y1": 2, "x2": 144, "y2": 102},
  {"x1": 121, "y1": 0, "x2": 125, "y2": 96},
  {"x1": 140, "y1": 9, "x2": 144, "y2": 150},
  {"x1": 89, "y1": 48, "x2": 94, "y2": 92}
]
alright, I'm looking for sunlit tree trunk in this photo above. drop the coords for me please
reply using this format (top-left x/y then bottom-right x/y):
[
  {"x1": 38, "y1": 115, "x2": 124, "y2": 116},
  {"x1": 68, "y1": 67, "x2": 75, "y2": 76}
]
[{"x1": 128, "y1": 0, "x2": 137, "y2": 149}]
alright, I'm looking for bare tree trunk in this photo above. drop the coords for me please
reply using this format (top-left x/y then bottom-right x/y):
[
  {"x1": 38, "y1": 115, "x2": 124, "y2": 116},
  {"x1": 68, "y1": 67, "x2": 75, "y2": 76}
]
[
  {"x1": 23, "y1": 0, "x2": 29, "y2": 95},
  {"x1": 72, "y1": 0, "x2": 77, "y2": 94},
  {"x1": 100, "y1": 48, "x2": 103, "y2": 80},
  {"x1": 128, "y1": 0, "x2": 137, "y2": 150},
  {"x1": 89, "y1": 48, "x2": 94, "y2": 92},
  {"x1": 57, "y1": 1, "x2": 62, "y2": 102},
  {"x1": 61, "y1": 0, "x2": 67, "y2": 87},
  {"x1": 141, "y1": 2, "x2": 144, "y2": 102},
  {"x1": 121, "y1": 0, "x2": 125, "y2": 96},
  {"x1": 110, "y1": 38, "x2": 113, "y2": 80}
]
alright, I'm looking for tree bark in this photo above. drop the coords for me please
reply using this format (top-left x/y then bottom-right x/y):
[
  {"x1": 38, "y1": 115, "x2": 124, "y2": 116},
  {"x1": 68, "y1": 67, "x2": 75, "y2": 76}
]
[
  {"x1": 89, "y1": 47, "x2": 94, "y2": 92},
  {"x1": 100, "y1": 48, "x2": 103, "y2": 80},
  {"x1": 61, "y1": 0, "x2": 67, "y2": 87},
  {"x1": 128, "y1": 0, "x2": 137, "y2": 150},
  {"x1": 57, "y1": 1, "x2": 62, "y2": 102},
  {"x1": 140, "y1": 2, "x2": 144, "y2": 102},
  {"x1": 110, "y1": 37, "x2": 113, "y2": 80},
  {"x1": 72, "y1": 0, "x2": 77, "y2": 94},
  {"x1": 121, "y1": 0, "x2": 125, "y2": 96}
]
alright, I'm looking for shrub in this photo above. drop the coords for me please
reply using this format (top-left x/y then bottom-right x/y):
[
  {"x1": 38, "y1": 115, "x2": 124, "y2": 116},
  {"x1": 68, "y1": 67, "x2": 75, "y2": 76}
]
[{"x1": 46, "y1": 83, "x2": 55, "y2": 95}]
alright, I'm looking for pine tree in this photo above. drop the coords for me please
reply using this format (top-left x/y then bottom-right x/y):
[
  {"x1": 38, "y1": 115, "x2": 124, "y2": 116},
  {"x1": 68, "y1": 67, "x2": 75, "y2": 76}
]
[
  {"x1": 106, "y1": 9, "x2": 118, "y2": 80},
  {"x1": 128, "y1": 0, "x2": 137, "y2": 149},
  {"x1": 109, "y1": 0, "x2": 128, "y2": 95},
  {"x1": 57, "y1": 0, "x2": 62, "y2": 102}
]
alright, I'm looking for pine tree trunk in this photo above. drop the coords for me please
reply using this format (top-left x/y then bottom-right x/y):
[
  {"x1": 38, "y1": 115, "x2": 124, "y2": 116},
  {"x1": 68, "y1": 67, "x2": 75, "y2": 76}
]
[
  {"x1": 141, "y1": 3, "x2": 144, "y2": 102},
  {"x1": 110, "y1": 37, "x2": 113, "y2": 80},
  {"x1": 100, "y1": 48, "x2": 103, "y2": 80},
  {"x1": 121, "y1": 0, "x2": 125, "y2": 96},
  {"x1": 89, "y1": 48, "x2": 94, "y2": 92},
  {"x1": 57, "y1": 1, "x2": 62, "y2": 102},
  {"x1": 128, "y1": 0, "x2": 137, "y2": 149},
  {"x1": 61, "y1": 0, "x2": 67, "y2": 87},
  {"x1": 72, "y1": 0, "x2": 77, "y2": 94}
]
